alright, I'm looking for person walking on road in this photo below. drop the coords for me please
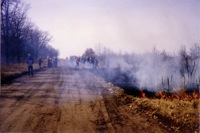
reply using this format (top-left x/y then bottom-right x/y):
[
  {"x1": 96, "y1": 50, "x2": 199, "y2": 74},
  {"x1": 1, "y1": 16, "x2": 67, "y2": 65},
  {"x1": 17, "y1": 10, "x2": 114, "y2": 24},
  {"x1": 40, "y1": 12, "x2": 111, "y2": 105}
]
[
  {"x1": 75, "y1": 57, "x2": 80, "y2": 69},
  {"x1": 48, "y1": 57, "x2": 52, "y2": 68},
  {"x1": 27, "y1": 54, "x2": 34, "y2": 77},
  {"x1": 38, "y1": 57, "x2": 43, "y2": 69}
]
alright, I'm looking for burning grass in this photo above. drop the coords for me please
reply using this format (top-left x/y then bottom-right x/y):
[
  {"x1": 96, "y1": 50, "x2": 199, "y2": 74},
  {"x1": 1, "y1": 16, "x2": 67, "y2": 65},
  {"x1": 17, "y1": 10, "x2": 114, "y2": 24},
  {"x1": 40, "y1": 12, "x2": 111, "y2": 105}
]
[
  {"x1": 138, "y1": 88, "x2": 199, "y2": 101},
  {"x1": 93, "y1": 68, "x2": 199, "y2": 101},
  {"x1": 93, "y1": 67, "x2": 199, "y2": 131},
  {"x1": 113, "y1": 88, "x2": 199, "y2": 132},
  {"x1": 131, "y1": 88, "x2": 199, "y2": 132},
  {"x1": 120, "y1": 87, "x2": 199, "y2": 132},
  {"x1": 154, "y1": 88, "x2": 199, "y2": 101}
]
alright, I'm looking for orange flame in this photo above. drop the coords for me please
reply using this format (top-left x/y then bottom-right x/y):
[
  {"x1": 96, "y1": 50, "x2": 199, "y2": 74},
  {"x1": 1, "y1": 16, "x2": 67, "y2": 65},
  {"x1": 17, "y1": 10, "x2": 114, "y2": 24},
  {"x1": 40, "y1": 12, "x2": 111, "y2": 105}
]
[
  {"x1": 154, "y1": 88, "x2": 199, "y2": 101},
  {"x1": 192, "y1": 92, "x2": 199, "y2": 99},
  {"x1": 140, "y1": 88, "x2": 199, "y2": 101},
  {"x1": 139, "y1": 89, "x2": 147, "y2": 98},
  {"x1": 155, "y1": 91, "x2": 169, "y2": 99}
]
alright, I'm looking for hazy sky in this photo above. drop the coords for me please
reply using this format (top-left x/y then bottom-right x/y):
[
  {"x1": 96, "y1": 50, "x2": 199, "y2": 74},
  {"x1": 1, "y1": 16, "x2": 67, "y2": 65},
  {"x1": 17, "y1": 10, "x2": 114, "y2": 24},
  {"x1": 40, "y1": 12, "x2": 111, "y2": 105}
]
[{"x1": 25, "y1": 0, "x2": 200, "y2": 58}]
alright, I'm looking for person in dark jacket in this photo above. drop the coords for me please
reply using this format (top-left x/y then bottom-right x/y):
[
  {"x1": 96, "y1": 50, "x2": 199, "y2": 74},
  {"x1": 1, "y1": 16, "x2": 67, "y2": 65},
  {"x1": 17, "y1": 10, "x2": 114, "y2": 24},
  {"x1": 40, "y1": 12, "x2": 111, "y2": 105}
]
[
  {"x1": 48, "y1": 57, "x2": 52, "y2": 68},
  {"x1": 26, "y1": 54, "x2": 34, "y2": 77},
  {"x1": 38, "y1": 57, "x2": 43, "y2": 69}
]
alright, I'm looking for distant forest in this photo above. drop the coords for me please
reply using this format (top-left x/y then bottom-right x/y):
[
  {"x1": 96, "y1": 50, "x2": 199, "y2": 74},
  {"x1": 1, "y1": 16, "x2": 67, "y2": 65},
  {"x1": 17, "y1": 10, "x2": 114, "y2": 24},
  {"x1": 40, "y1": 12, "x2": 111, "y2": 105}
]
[{"x1": 1, "y1": 0, "x2": 59, "y2": 65}]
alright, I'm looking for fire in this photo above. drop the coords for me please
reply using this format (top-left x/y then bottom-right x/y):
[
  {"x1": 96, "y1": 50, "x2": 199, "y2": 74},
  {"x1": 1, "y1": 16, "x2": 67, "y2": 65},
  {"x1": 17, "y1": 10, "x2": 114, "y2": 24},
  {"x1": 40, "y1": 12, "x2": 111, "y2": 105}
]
[
  {"x1": 192, "y1": 92, "x2": 199, "y2": 99},
  {"x1": 139, "y1": 89, "x2": 147, "y2": 98},
  {"x1": 155, "y1": 91, "x2": 170, "y2": 99},
  {"x1": 141, "y1": 88, "x2": 199, "y2": 101},
  {"x1": 171, "y1": 88, "x2": 199, "y2": 100}
]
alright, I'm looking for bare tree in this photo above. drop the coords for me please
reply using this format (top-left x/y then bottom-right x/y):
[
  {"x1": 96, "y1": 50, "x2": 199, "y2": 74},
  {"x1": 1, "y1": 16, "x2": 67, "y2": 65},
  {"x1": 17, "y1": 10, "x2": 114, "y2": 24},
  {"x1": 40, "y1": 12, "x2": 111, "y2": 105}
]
[
  {"x1": 179, "y1": 46, "x2": 197, "y2": 87},
  {"x1": 1, "y1": 0, "x2": 58, "y2": 64},
  {"x1": 1, "y1": 0, "x2": 29, "y2": 64},
  {"x1": 82, "y1": 48, "x2": 95, "y2": 58}
]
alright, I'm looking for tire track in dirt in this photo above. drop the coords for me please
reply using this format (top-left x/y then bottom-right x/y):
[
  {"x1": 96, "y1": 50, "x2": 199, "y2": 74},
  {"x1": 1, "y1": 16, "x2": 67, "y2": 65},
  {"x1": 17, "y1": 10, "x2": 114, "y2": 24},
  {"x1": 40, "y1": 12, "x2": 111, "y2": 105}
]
[
  {"x1": 22, "y1": 68, "x2": 64, "y2": 132},
  {"x1": 0, "y1": 79, "x2": 44, "y2": 131},
  {"x1": 81, "y1": 71, "x2": 116, "y2": 132},
  {"x1": 0, "y1": 68, "x2": 62, "y2": 132}
]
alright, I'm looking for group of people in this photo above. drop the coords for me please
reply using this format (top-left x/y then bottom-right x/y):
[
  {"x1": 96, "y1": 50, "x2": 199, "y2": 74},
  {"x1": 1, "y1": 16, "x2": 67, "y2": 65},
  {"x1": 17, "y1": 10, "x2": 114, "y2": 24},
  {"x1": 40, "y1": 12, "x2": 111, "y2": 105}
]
[
  {"x1": 26, "y1": 53, "x2": 99, "y2": 77},
  {"x1": 74, "y1": 56, "x2": 99, "y2": 69},
  {"x1": 26, "y1": 54, "x2": 58, "y2": 77}
]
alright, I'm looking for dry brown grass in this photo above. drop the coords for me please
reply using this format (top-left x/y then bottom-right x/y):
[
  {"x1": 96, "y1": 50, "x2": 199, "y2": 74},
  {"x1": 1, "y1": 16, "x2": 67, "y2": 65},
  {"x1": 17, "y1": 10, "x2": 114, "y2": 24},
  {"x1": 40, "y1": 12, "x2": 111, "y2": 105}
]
[
  {"x1": 128, "y1": 97, "x2": 199, "y2": 132},
  {"x1": 136, "y1": 88, "x2": 199, "y2": 132},
  {"x1": 1, "y1": 63, "x2": 39, "y2": 74},
  {"x1": 1, "y1": 63, "x2": 41, "y2": 83},
  {"x1": 111, "y1": 86, "x2": 199, "y2": 132}
]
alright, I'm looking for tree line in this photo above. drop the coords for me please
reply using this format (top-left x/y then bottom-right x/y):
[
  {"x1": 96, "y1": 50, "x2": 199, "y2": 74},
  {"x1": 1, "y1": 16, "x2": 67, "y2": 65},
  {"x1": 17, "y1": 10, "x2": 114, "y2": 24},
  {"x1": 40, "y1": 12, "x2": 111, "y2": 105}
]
[{"x1": 1, "y1": 0, "x2": 59, "y2": 65}]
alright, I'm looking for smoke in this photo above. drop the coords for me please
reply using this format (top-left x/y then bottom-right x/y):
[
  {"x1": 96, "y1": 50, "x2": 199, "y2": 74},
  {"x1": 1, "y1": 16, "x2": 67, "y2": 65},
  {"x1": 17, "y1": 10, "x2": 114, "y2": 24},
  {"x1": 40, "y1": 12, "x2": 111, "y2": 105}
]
[
  {"x1": 94, "y1": 45, "x2": 200, "y2": 92},
  {"x1": 134, "y1": 52, "x2": 180, "y2": 91},
  {"x1": 60, "y1": 44, "x2": 200, "y2": 92}
]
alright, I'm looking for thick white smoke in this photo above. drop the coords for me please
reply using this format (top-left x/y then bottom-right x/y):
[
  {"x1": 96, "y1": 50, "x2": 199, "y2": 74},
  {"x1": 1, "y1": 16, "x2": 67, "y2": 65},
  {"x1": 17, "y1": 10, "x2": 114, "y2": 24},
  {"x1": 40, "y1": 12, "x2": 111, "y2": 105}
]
[{"x1": 95, "y1": 45, "x2": 200, "y2": 92}]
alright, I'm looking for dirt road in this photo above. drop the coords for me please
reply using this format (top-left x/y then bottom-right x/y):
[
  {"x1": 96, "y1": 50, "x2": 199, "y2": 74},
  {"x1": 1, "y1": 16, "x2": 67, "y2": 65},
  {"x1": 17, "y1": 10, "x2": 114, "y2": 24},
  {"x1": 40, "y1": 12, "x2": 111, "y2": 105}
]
[{"x1": 0, "y1": 67, "x2": 168, "y2": 132}]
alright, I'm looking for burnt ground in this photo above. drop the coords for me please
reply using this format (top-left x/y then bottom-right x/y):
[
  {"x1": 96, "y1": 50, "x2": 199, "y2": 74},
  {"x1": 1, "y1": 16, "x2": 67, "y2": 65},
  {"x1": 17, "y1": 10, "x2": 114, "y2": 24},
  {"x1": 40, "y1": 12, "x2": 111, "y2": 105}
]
[{"x1": 0, "y1": 67, "x2": 198, "y2": 132}]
